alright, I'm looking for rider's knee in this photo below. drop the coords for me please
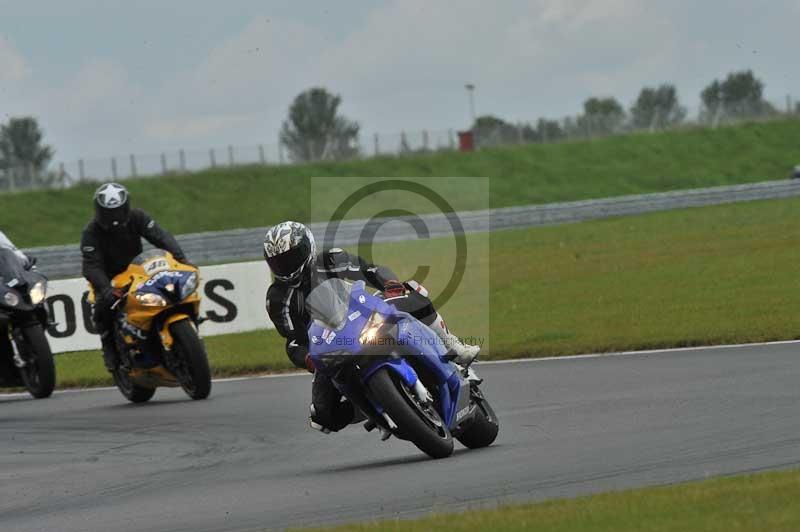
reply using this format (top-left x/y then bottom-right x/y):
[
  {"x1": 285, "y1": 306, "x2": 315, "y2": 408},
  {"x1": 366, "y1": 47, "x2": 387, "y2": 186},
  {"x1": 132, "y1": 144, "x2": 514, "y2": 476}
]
[{"x1": 396, "y1": 282, "x2": 436, "y2": 325}]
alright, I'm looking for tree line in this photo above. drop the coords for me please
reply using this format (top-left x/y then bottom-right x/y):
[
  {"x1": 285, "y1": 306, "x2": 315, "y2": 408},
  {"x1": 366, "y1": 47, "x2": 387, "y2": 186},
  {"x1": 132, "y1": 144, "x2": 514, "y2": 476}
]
[
  {"x1": 2, "y1": 68, "x2": 795, "y2": 173},
  {"x1": 471, "y1": 70, "x2": 787, "y2": 147},
  {"x1": 281, "y1": 69, "x2": 793, "y2": 159}
]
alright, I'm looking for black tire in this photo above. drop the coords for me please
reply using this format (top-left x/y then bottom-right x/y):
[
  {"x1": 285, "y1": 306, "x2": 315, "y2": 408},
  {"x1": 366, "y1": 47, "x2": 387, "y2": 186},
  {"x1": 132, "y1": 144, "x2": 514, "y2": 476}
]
[
  {"x1": 170, "y1": 320, "x2": 211, "y2": 400},
  {"x1": 367, "y1": 368, "x2": 453, "y2": 459},
  {"x1": 456, "y1": 386, "x2": 500, "y2": 449},
  {"x1": 112, "y1": 368, "x2": 156, "y2": 403},
  {"x1": 19, "y1": 324, "x2": 55, "y2": 399}
]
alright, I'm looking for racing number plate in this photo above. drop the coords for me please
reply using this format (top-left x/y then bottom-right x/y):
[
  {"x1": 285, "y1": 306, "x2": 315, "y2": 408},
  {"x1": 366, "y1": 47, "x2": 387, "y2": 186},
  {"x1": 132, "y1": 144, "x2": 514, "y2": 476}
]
[{"x1": 143, "y1": 258, "x2": 169, "y2": 275}]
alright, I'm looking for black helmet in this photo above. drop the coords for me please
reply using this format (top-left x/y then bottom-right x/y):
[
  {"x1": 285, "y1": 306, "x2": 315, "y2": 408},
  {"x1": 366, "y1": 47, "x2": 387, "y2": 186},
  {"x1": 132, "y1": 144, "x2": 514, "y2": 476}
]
[
  {"x1": 93, "y1": 182, "x2": 131, "y2": 230},
  {"x1": 263, "y1": 221, "x2": 316, "y2": 284}
]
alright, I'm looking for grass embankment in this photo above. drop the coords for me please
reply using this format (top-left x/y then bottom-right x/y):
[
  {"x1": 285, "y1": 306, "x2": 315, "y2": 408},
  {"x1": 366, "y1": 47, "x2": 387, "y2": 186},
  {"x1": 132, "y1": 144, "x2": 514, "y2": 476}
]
[
  {"x1": 300, "y1": 468, "x2": 800, "y2": 532},
  {"x1": 3, "y1": 119, "x2": 800, "y2": 247},
  {"x1": 53, "y1": 194, "x2": 800, "y2": 388}
]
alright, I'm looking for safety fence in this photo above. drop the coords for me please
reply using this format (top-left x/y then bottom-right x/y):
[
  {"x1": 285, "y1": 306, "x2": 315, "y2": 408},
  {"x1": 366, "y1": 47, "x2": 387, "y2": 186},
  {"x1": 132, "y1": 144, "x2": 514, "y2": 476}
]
[{"x1": 24, "y1": 178, "x2": 800, "y2": 280}]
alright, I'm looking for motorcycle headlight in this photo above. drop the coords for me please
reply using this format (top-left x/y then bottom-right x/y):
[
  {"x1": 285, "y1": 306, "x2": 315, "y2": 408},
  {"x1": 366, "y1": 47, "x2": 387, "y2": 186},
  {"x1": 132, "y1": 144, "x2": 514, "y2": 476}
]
[
  {"x1": 29, "y1": 281, "x2": 46, "y2": 305},
  {"x1": 180, "y1": 272, "x2": 198, "y2": 300},
  {"x1": 3, "y1": 291, "x2": 19, "y2": 307},
  {"x1": 359, "y1": 312, "x2": 386, "y2": 345},
  {"x1": 135, "y1": 292, "x2": 168, "y2": 307}
]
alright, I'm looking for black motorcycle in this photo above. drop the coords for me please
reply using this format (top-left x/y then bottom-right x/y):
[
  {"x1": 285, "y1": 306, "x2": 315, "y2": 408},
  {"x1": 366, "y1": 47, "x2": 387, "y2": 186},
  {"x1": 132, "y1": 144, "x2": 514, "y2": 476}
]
[{"x1": 0, "y1": 248, "x2": 55, "y2": 399}]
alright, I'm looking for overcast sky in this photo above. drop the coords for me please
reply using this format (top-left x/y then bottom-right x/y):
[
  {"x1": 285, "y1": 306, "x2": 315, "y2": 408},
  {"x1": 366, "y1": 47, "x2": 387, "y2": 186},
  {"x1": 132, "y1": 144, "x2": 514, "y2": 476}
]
[{"x1": 1, "y1": 0, "x2": 798, "y2": 162}]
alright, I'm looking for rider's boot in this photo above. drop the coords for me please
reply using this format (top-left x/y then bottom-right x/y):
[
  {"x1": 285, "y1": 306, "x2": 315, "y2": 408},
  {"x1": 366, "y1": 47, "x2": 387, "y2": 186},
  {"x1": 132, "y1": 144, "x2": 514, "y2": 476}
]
[
  {"x1": 428, "y1": 313, "x2": 480, "y2": 366},
  {"x1": 308, "y1": 404, "x2": 332, "y2": 434},
  {"x1": 100, "y1": 331, "x2": 119, "y2": 372}
]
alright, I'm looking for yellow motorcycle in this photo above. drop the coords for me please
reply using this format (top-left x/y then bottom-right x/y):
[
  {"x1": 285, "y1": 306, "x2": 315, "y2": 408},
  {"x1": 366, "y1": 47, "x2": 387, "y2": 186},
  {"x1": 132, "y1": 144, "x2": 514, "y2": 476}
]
[{"x1": 103, "y1": 249, "x2": 211, "y2": 402}]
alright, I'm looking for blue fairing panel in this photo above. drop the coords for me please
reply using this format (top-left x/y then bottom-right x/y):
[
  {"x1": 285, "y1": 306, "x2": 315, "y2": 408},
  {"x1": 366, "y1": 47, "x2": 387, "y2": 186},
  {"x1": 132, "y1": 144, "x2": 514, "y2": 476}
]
[{"x1": 363, "y1": 357, "x2": 418, "y2": 388}]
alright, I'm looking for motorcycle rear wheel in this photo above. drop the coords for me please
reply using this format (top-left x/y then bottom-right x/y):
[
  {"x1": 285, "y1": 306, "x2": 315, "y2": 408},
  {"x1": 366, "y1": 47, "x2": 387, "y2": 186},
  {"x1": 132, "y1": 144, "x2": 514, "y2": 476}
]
[
  {"x1": 112, "y1": 367, "x2": 156, "y2": 403},
  {"x1": 456, "y1": 385, "x2": 499, "y2": 449},
  {"x1": 367, "y1": 368, "x2": 453, "y2": 459}
]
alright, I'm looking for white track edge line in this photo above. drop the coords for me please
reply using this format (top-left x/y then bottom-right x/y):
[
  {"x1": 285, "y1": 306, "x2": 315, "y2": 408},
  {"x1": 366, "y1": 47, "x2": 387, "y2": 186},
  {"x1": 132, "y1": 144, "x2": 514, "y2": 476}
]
[{"x1": 2, "y1": 339, "x2": 798, "y2": 398}]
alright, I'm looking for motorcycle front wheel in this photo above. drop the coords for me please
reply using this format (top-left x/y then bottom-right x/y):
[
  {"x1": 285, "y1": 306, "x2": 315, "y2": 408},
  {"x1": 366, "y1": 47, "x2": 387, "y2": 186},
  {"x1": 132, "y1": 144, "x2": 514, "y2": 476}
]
[
  {"x1": 170, "y1": 320, "x2": 211, "y2": 400},
  {"x1": 19, "y1": 324, "x2": 56, "y2": 399},
  {"x1": 367, "y1": 368, "x2": 453, "y2": 459}
]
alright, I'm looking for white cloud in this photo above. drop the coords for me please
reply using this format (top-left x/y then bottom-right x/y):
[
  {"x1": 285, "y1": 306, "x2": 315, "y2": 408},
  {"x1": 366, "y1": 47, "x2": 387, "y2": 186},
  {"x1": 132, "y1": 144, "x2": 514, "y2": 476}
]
[
  {"x1": 4, "y1": 1, "x2": 800, "y2": 161},
  {"x1": 0, "y1": 34, "x2": 30, "y2": 83},
  {"x1": 145, "y1": 113, "x2": 256, "y2": 140},
  {"x1": 135, "y1": 15, "x2": 329, "y2": 148},
  {"x1": 53, "y1": 59, "x2": 139, "y2": 120}
]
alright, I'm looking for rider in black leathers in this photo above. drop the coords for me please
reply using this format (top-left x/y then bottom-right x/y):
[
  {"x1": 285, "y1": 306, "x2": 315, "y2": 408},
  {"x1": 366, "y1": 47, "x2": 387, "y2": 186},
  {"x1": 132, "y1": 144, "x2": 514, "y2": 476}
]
[
  {"x1": 264, "y1": 221, "x2": 479, "y2": 433},
  {"x1": 80, "y1": 182, "x2": 188, "y2": 370}
]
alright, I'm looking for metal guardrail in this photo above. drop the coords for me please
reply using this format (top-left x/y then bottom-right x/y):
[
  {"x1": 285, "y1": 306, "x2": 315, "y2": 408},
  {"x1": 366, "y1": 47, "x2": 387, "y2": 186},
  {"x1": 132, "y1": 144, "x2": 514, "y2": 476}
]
[{"x1": 24, "y1": 179, "x2": 800, "y2": 279}]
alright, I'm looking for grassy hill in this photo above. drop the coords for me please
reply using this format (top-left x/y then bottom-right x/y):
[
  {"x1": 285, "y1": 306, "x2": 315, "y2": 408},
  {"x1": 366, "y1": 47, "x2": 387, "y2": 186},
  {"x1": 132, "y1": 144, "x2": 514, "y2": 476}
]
[{"x1": 2, "y1": 118, "x2": 799, "y2": 248}]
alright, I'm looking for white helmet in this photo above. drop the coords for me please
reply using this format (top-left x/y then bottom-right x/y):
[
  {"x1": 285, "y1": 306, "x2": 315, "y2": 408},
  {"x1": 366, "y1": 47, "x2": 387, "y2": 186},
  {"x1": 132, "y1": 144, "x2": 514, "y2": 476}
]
[{"x1": 263, "y1": 221, "x2": 316, "y2": 283}]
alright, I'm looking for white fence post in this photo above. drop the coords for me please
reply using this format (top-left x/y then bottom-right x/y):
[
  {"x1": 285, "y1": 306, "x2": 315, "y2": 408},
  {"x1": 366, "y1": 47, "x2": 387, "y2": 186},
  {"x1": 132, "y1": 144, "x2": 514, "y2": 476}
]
[
  {"x1": 179, "y1": 149, "x2": 186, "y2": 172},
  {"x1": 209, "y1": 149, "x2": 216, "y2": 168},
  {"x1": 160, "y1": 153, "x2": 167, "y2": 175},
  {"x1": 78, "y1": 159, "x2": 85, "y2": 181},
  {"x1": 228, "y1": 145, "x2": 234, "y2": 167},
  {"x1": 258, "y1": 144, "x2": 266, "y2": 164},
  {"x1": 130, "y1": 154, "x2": 137, "y2": 177},
  {"x1": 374, "y1": 133, "x2": 379, "y2": 156}
]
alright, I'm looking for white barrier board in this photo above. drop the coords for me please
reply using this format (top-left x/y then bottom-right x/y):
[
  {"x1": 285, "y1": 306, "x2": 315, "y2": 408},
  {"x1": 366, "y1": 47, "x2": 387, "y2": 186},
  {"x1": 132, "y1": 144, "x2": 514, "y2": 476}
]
[{"x1": 43, "y1": 261, "x2": 274, "y2": 353}]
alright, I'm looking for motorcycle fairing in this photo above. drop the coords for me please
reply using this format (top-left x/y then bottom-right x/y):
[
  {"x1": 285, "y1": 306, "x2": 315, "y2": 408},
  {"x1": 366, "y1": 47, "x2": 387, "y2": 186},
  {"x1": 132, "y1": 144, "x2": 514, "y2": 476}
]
[{"x1": 308, "y1": 280, "x2": 473, "y2": 429}]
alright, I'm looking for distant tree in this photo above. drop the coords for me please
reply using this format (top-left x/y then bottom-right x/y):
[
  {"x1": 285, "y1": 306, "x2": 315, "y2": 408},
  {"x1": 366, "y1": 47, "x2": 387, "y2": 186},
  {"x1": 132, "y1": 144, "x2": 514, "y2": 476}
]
[
  {"x1": 795, "y1": 102, "x2": 800, "y2": 115},
  {"x1": 700, "y1": 70, "x2": 775, "y2": 124},
  {"x1": 0, "y1": 117, "x2": 54, "y2": 172},
  {"x1": 561, "y1": 116, "x2": 579, "y2": 138},
  {"x1": 399, "y1": 131, "x2": 412, "y2": 154},
  {"x1": 535, "y1": 118, "x2": 565, "y2": 142},
  {"x1": 577, "y1": 97, "x2": 626, "y2": 136},
  {"x1": 630, "y1": 84, "x2": 686, "y2": 130},
  {"x1": 472, "y1": 115, "x2": 522, "y2": 146},
  {"x1": 279, "y1": 87, "x2": 360, "y2": 162}
]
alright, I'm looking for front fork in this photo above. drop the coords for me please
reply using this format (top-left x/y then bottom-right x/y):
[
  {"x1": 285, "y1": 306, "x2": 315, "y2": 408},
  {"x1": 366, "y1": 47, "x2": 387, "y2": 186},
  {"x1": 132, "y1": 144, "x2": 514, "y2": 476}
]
[
  {"x1": 8, "y1": 324, "x2": 36, "y2": 369},
  {"x1": 159, "y1": 314, "x2": 193, "y2": 351},
  {"x1": 10, "y1": 332, "x2": 25, "y2": 369}
]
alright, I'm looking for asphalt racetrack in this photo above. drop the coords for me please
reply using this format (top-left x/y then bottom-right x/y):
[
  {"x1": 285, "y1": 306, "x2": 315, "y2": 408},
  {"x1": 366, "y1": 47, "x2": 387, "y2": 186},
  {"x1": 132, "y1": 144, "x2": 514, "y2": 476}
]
[{"x1": 2, "y1": 342, "x2": 800, "y2": 531}]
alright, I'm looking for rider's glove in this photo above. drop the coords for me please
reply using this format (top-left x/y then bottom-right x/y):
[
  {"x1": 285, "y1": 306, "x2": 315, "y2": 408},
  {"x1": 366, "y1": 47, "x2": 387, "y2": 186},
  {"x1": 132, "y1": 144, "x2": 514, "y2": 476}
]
[
  {"x1": 178, "y1": 257, "x2": 196, "y2": 269},
  {"x1": 304, "y1": 353, "x2": 316, "y2": 374},
  {"x1": 382, "y1": 279, "x2": 406, "y2": 299},
  {"x1": 100, "y1": 287, "x2": 125, "y2": 312}
]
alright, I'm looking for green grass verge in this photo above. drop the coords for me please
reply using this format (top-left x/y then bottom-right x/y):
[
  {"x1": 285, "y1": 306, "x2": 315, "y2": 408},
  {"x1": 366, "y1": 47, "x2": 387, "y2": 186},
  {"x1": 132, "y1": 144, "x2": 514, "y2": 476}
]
[
  {"x1": 54, "y1": 330, "x2": 293, "y2": 388},
  {"x1": 3, "y1": 119, "x2": 800, "y2": 247},
  {"x1": 52, "y1": 194, "x2": 800, "y2": 388},
  {"x1": 297, "y1": 467, "x2": 800, "y2": 531}
]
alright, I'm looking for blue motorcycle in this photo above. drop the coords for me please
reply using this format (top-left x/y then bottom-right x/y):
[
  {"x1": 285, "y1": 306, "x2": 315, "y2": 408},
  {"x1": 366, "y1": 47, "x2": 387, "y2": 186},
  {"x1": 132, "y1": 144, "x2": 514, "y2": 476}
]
[{"x1": 306, "y1": 279, "x2": 499, "y2": 458}]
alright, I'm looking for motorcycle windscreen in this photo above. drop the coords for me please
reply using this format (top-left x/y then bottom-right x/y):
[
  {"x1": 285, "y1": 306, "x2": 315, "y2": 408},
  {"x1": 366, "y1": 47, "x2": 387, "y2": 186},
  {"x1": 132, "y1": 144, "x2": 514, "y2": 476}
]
[
  {"x1": 306, "y1": 278, "x2": 354, "y2": 331},
  {"x1": 131, "y1": 249, "x2": 169, "y2": 265},
  {"x1": 0, "y1": 248, "x2": 27, "y2": 284}
]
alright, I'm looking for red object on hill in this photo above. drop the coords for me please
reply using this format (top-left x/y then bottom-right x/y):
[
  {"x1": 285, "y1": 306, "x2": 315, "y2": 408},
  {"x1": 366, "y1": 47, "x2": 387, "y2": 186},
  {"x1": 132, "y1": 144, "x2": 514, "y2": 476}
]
[{"x1": 458, "y1": 131, "x2": 474, "y2": 152}]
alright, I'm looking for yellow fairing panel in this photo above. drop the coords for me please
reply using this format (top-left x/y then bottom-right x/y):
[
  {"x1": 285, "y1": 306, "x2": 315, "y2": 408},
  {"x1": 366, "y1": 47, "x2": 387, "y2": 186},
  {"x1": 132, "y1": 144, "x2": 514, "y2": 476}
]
[{"x1": 112, "y1": 251, "x2": 200, "y2": 333}]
